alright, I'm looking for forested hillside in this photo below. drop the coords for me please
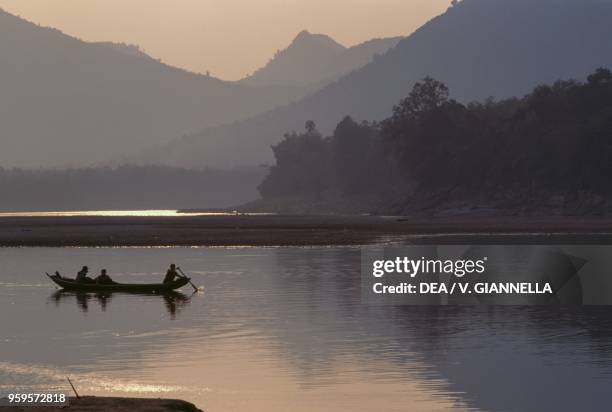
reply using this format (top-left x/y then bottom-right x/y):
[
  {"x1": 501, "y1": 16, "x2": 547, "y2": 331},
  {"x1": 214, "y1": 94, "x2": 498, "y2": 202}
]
[{"x1": 253, "y1": 68, "x2": 612, "y2": 216}]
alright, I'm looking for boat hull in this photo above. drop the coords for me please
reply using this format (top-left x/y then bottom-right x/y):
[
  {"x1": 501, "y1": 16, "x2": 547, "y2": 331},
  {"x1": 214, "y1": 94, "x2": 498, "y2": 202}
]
[{"x1": 47, "y1": 273, "x2": 190, "y2": 293}]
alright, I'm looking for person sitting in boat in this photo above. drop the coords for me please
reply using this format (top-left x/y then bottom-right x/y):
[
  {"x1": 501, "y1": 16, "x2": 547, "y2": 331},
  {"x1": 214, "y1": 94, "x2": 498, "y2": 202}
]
[
  {"x1": 95, "y1": 269, "x2": 115, "y2": 285},
  {"x1": 76, "y1": 266, "x2": 94, "y2": 283},
  {"x1": 163, "y1": 264, "x2": 179, "y2": 283}
]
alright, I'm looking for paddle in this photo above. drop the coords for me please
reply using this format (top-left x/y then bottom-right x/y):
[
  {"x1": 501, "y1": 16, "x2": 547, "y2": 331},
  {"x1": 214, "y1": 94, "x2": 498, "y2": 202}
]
[{"x1": 176, "y1": 266, "x2": 198, "y2": 292}]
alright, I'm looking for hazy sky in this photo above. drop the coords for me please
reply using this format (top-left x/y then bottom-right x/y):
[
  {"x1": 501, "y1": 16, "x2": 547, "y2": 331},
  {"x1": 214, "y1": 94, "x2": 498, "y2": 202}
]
[{"x1": 0, "y1": 0, "x2": 449, "y2": 80}]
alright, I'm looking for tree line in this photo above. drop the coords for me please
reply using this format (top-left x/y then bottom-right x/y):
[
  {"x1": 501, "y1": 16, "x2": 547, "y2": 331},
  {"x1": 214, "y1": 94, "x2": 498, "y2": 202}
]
[
  {"x1": 0, "y1": 165, "x2": 264, "y2": 211},
  {"x1": 258, "y1": 68, "x2": 612, "y2": 215}
]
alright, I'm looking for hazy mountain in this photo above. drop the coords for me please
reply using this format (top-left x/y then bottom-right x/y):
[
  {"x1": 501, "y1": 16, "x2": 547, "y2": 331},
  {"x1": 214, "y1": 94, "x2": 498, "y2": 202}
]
[
  {"x1": 240, "y1": 30, "x2": 402, "y2": 88},
  {"x1": 0, "y1": 9, "x2": 309, "y2": 168},
  {"x1": 157, "y1": 0, "x2": 612, "y2": 169}
]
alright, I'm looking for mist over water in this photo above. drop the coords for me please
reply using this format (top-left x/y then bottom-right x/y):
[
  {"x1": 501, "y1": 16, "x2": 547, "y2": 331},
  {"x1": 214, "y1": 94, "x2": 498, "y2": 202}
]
[{"x1": 1, "y1": 246, "x2": 612, "y2": 411}]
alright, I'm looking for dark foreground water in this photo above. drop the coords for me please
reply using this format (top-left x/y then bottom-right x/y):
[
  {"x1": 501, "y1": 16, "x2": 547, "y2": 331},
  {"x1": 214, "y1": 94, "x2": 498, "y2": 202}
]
[{"x1": 2, "y1": 247, "x2": 612, "y2": 411}]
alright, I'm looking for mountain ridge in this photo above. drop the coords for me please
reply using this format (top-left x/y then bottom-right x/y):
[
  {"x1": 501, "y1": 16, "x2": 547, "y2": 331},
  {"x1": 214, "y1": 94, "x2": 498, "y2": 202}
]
[
  {"x1": 0, "y1": 8, "x2": 311, "y2": 168},
  {"x1": 240, "y1": 30, "x2": 402, "y2": 87},
  {"x1": 152, "y1": 0, "x2": 612, "y2": 169}
]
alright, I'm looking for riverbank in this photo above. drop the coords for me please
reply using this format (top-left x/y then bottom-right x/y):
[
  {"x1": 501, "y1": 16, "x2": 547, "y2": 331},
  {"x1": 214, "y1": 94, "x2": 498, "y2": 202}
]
[
  {"x1": 2, "y1": 214, "x2": 612, "y2": 246},
  {"x1": 0, "y1": 396, "x2": 202, "y2": 412}
]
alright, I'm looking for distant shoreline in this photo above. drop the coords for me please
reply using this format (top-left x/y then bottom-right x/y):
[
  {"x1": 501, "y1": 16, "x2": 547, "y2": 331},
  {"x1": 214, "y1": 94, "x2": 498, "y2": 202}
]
[{"x1": 2, "y1": 214, "x2": 612, "y2": 247}]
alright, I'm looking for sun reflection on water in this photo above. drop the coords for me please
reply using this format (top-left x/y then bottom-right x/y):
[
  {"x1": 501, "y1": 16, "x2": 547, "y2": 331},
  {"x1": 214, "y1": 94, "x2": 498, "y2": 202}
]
[
  {"x1": 0, "y1": 210, "x2": 272, "y2": 217},
  {"x1": 0, "y1": 361, "x2": 195, "y2": 394}
]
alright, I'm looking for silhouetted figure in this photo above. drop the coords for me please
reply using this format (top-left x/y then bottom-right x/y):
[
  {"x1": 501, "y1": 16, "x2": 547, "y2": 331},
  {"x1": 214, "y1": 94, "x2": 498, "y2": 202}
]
[
  {"x1": 95, "y1": 269, "x2": 115, "y2": 285},
  {"x1": 163, "y1": 264, "x2": 179, "y2": 283},
  {"x1": 76, "y1": 266, "x2": 94, "y2": 283}
]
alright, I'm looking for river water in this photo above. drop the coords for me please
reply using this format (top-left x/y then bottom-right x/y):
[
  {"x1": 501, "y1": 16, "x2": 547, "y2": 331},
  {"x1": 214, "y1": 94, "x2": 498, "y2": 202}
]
[{"x1": 1, "y1": 246, "x2": 612, "y2": 411}]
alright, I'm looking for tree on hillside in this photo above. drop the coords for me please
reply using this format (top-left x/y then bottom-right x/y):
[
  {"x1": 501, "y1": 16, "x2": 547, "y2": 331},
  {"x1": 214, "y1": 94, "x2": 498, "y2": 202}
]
[
  {"x1": 305, "y1": 120, "x2": 317, "y2": 133},
  {"x1": 258, "y1": 122, "x2": 332, "y2": 198},
  {"x1": 332, "y1": 117, "x2": 383, "y2": 195},
  {"x1": 587, "y1": 67, "x2": 612, "y2": 85},
  {"x1": 392, "y1": 77, "x2": 450, "y2": 118},
  {"x1": 381, "y1": 77, "x2": 470, "y2": 188}
]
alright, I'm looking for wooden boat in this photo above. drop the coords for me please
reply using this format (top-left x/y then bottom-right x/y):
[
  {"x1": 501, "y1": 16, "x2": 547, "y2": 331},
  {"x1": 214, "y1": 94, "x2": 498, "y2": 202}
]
[{"x1": 46, "y1": 273, "x2": 190, "y2": 293}]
